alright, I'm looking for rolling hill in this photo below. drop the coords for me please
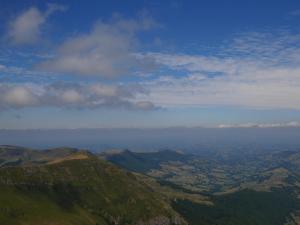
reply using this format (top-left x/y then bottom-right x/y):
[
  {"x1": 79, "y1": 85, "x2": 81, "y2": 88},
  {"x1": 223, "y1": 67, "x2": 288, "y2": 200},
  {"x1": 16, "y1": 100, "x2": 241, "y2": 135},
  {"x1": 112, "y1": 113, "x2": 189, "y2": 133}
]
[
  {"x1": 2, "y1": 146, "x2": 300, "y2": 225},
  {"x1": 0, "y1": 146, "x2": 185, "y2": 225}
]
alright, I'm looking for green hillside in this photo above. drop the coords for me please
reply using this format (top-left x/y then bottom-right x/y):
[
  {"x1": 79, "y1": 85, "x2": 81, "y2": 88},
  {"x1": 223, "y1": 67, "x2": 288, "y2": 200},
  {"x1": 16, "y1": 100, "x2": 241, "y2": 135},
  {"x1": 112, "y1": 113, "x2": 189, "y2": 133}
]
[
  {"x1": 0, "y1": 148, "x2": 185, "y2": 225},
  {"x1": 2, "y1": 146, "x2": 300, "y2": 225},
  {"x1": 172, "y1": 189, "x2": 300, "y2": 225},
  {"x1": 0, "y1": 145, "x2": 89, "y2": 167}
]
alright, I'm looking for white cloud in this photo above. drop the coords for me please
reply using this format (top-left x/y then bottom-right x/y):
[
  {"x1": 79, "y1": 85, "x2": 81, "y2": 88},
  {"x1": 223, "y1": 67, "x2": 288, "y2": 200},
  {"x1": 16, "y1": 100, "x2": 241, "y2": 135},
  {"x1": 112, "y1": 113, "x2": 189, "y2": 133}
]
[
  {"x1": 145, "y1": 53, "x2": 240, "y2": 75},
  {"x1": 218, "y1": 121, "x2": 300, "y2": 128},
  {"x1": 90, "y1": 84, "x2": 120, "y2": 98},
  {"x1": 89, "y1": 84, "x2": 133, "y2": 98},
  {"x1": 3, "y1": 86, "x2": 37, "y2": 107},
  {"x1": 0, "y1": 64, "x2": 6, "y2": 70},
  {"x1": 3, "y1": 16, "x2": 300, "y2": 112},
  {"x1": 135, "y1": 101, "x2": 156, "y2": 110},
  {"x1": 0, "y1": 83, "x2": 156, "y2": 110},
  {"x1": 140, "y1": 31, "x2": 300, "y2": 109},
  {"x1": 37, "y1": 15, "x2": 158, "y2": 77},
  {"x1": 61, "y1": 89, "x2": 85, "y2": 104},
  {"x1": 6, "y1": 4, "x2": 66, "y2": 45}
]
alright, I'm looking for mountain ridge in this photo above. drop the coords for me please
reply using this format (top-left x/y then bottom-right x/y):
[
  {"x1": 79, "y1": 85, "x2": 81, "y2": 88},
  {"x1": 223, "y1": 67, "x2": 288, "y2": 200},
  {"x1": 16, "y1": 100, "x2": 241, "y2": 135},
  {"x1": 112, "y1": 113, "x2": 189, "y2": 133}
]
[{"x1": 0, "y1": 145, "x2": 186, "y2": 225}]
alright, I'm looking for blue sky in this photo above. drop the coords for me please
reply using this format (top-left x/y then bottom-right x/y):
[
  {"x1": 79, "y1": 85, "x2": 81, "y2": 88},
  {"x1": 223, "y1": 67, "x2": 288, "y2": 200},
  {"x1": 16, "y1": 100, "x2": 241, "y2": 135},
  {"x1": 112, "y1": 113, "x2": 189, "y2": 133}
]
[{"x1": 1, "y1": 0, "x2": 300, "y2": 129}]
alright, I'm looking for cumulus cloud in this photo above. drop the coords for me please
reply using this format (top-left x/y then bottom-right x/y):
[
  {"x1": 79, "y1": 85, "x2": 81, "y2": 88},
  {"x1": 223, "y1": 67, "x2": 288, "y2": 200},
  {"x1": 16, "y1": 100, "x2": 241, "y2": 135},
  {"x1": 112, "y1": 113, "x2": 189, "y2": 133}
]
[
  {"x1": 0, "y1": 83, "x2": 156, "y2": 110},
  {"x1": 2, "y1": 86, "x2": 38, "y2": 107},
  {"x1": 135, "y1": 101, "x2": 156, "y2": 110},
  {"x1": 0, "y1": 64, "x2": 6, "y2": 70},
  {"x1": 3, "y1": 16, "x2": 300, "y2": 112},
  {"x1": 140, "y1": 31, "x2": 300, "y2": 109},
  {"x1": 37, "y1": 15, "x2": 158, "y2": 77},
  {"x1": 60, "y1": 89, "x2": 84, "y2": 104},
  {"x1": 6, "y1": 4, "x2": 66, "y2": 45}
]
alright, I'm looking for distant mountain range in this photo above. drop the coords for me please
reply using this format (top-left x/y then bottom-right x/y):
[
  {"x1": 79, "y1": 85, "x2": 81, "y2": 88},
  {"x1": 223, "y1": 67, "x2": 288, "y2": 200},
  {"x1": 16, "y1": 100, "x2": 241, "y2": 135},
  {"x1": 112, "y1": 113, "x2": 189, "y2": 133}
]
[{"x1": 99, "y1": 149, "x2": 190, "y2": 173}]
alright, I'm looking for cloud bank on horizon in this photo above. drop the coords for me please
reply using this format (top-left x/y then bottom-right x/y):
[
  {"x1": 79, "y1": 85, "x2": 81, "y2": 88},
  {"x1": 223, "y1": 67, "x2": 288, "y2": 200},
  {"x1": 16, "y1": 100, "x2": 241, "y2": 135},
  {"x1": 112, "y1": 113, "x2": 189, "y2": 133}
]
[{"x1": 0, "y1": 0, "x2": 300, "y2": 128}]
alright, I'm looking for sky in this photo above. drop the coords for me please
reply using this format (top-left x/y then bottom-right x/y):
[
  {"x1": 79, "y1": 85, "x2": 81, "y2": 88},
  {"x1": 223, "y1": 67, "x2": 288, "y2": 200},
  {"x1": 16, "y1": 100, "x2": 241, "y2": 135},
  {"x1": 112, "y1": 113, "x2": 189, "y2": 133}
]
[{"x1": 1, "y1": 0, "x2": 300, "y2": 129}]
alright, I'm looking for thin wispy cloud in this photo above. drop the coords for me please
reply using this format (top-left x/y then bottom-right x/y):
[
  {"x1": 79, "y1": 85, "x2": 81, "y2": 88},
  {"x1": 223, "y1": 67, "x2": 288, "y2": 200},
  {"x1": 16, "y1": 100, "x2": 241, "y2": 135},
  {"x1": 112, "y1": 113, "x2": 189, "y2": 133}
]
[
  {"x1": 288, "y1": 9, "x2": 300, "y2": 17},
  {"x1": 140, "y1": 31, "x2": 300, "y2": 109},
  {"x1": 218, "y1": 121, "x2": 300, "y2": 128}
]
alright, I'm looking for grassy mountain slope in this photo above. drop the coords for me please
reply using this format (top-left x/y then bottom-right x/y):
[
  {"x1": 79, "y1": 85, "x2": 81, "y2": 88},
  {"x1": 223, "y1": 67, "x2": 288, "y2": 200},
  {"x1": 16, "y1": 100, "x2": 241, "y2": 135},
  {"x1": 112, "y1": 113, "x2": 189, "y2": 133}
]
[
  {"x1": 0, "y1": 147, "x2": 185, "y2": 225},
  {"x1": 0, "y1": 145, "x2": 90, "y2": 167}
]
